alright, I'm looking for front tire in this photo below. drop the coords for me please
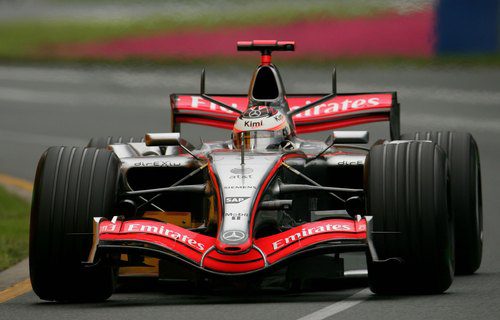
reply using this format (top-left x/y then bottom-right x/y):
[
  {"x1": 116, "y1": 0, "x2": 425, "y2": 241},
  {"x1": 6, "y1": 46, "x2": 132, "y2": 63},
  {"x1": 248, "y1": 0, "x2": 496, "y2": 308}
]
[
  {"x1": 30, "y1": 147, "x2": 120, "y2": 302},
  {"x1": 87, "y1": 136, "x2": 144, "y2": 148},
  {"x1": 366, "y1": 141, "x2": 454, "y2": 294},
  {"x1": 401, "y1": 131, "x2": 482, "y2": 274}
]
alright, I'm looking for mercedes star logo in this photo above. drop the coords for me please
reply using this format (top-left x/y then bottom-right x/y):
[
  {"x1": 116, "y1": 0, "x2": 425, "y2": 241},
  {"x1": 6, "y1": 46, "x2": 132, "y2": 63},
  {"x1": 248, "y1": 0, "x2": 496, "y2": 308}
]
[
  {"x1": 222, "y1": 230, "x2": 246, "y2": 242},
  {"x1": 248, "y1": 109, "x2": 262, "y2": 118}
]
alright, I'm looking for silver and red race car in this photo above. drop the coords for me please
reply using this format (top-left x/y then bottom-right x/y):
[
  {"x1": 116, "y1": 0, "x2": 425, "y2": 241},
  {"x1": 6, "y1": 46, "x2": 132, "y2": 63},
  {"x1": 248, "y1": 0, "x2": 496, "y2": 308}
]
[{"x1": 29, "y1": 40, "x2": 482, "y2": 302}]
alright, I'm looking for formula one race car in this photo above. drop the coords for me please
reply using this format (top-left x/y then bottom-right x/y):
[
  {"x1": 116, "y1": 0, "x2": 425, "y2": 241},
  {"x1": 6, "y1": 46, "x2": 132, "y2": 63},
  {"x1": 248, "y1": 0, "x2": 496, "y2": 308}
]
[{"x1": 29, "y1": 40, "x2": 482, "y2": 302}]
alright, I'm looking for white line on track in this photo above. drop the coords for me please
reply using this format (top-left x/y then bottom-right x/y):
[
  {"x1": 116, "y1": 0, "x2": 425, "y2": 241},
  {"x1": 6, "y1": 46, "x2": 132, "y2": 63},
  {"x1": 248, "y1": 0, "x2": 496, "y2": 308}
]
[{"x1": 297, "y1": 288, "x2": 372, "y2": 320}]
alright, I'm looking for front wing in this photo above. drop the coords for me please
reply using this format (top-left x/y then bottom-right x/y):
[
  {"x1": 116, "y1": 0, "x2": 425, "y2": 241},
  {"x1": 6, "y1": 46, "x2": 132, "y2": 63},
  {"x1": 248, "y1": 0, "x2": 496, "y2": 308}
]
[{"x1": 89, "y1": 218, "x2": 367, "y2": 275}]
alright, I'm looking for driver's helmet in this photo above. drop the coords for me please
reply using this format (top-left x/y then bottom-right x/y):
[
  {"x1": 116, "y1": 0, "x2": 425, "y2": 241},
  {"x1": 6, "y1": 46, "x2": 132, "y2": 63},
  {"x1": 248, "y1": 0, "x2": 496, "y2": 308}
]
[{"x1": 232, "y1": 106, "x2": 291, "y2": 149}]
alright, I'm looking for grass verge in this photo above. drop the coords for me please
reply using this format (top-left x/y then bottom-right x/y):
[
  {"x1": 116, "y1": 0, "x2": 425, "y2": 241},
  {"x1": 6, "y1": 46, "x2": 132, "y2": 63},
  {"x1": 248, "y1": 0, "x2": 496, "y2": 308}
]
[{"x1": 0, "y1": 186, "x2": 30, "y2": 272}]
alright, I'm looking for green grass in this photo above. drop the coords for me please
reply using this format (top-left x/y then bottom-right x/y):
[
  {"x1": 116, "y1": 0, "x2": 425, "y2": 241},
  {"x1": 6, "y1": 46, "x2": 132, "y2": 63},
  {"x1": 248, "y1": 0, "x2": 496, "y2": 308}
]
[
  {"x1": 0, "y1": 2, "x2": 389, "y2": 61},
  {"x1": 0, "y1": 186, "x2": 30, "y2": 271}
]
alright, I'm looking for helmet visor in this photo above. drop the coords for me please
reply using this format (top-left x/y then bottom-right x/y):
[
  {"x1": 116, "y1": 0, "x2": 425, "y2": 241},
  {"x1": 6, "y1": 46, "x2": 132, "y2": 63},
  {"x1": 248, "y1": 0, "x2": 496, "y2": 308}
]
[{"x1": 233, "y1": 130, "x2": 286, "y2": 150}]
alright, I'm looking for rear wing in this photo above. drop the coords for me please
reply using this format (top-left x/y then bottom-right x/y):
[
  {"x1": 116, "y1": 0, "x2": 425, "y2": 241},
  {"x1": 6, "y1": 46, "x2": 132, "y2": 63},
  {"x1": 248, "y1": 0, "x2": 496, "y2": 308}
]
[{"x1": 170, "y1": 92, "x2": 400, "y2": 139}]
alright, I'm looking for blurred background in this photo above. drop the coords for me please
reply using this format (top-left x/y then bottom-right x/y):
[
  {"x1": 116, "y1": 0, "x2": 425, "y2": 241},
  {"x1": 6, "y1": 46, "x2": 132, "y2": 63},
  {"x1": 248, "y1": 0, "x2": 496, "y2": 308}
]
[{"x1": 0, "y1": 0, "x2": 498, "y2": 64}]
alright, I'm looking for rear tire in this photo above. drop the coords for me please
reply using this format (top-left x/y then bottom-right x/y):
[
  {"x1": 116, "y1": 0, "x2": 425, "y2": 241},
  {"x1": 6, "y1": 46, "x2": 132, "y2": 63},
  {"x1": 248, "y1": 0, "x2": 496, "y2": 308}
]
[
  {"x1": 29, "y1": 146, "x2": 120, "y2": 302},
  {"x1": 87, "y1": 136, "x2": 144, "y2": 148},
  {"x1": 401, "y1": 131, "x2": 482, "y2": 274},
  {"x1": 366, "y1": 141, "x2": 454, "y2": 294}
]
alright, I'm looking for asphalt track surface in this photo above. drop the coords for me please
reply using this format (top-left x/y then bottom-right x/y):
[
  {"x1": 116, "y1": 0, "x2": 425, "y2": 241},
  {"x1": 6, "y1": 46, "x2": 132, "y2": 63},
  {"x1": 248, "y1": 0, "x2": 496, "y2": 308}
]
[{"x1": 0, "y1": 64, "x2": 499, "y2": 319}]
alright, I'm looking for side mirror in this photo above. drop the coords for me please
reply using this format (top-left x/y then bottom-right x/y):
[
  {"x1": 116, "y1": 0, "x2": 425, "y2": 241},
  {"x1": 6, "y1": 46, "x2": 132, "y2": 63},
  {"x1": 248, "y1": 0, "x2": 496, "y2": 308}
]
[
  {"x1": 327, "y1": 131, "x2": 369, "y2": 145},
  {"x1": 145, "y1": 133, "x2": 200, "y2": 160},
  {"x1": 145, "y1": 133, "x2": 180, "y2": 146}
]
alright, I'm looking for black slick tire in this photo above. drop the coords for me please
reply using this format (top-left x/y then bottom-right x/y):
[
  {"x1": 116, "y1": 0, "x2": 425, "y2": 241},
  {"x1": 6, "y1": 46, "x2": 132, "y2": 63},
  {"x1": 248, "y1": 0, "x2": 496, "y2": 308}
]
[
  {"x1": 29, "y1": 146, "x2": 120, "y2": 302},
  {"x1": 366, "y1": 141, "x2": 454, "y2": 294},
  {"x1": 87, "y1": 136, "x2": 144, "y2": 148},
  {"x1": 401, "y1": 131, "x2": 482, "y2": 274}
]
